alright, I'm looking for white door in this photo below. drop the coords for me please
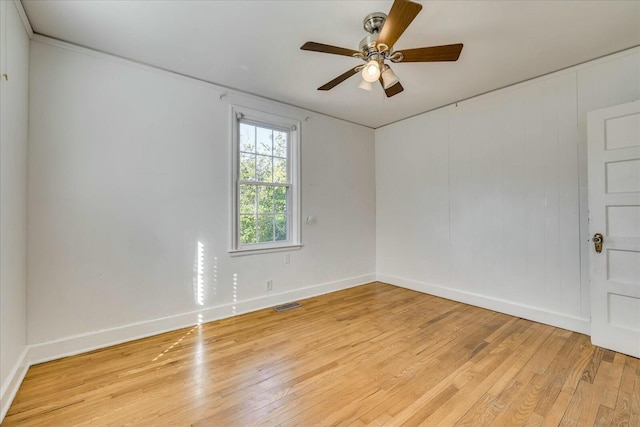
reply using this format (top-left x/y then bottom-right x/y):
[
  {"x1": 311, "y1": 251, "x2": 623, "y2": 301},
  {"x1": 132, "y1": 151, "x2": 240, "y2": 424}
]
[{"x1": 588, "y1": 100, "x2": 640, "y2": 358}]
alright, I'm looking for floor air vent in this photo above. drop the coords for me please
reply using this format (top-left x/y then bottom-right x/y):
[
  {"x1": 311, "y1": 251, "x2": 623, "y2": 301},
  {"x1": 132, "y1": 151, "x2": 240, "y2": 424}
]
[{"x1": 273, "y1": 302, "x2": 301, "y2": 312}]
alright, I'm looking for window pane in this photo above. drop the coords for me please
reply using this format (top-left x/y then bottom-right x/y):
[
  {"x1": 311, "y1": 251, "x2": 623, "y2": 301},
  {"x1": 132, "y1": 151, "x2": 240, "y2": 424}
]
[
  {"x1": 239, "y1": 123, "x2": 255, "y2": 153},
  {"x1": 239, "y1": 185, "x2": 256, "y2": 215},
  {"x1": 234, "y1": 109, "x2": 298, "y2": 252},
  {"x1": 240, "y1": 215, "x2": 257, "y2": 244},
  {"x1": 273, "y1": 157, "x2": 287, "y2": 183},
  {"x1": 257, "y1": 186, "x2": 274, "y2": 213},
  {"x1": 273, "y1": 131, "x2": 287, "y2": 157},
  {"x1": 256, "y1": 127, "x2": 273, "y2": 155},
  {"x1": 257, "y1": 215, "x2": 275, "y2": 243},
  {"x1": 274, "y1": 186, "x2": 287, "y2": 213},
  {"x1": 275, "y1": 214, "x2": 287, "y2": 241},
  {"x1": 255, "y1": 155, "x2": 272, "y2": 182},
  {"x1": 240, "y1": 153, "x2": 256, "y2": 181}
]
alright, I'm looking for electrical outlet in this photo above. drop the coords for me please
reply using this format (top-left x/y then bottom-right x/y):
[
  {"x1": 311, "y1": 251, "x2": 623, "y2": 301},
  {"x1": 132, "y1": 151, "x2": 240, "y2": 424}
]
[
  {"x1": 284, "y1": 254, "x2": 290, "y2": 265},
  {"x1": 266, "y1": 280, "x2": 273, "y2": 291}
]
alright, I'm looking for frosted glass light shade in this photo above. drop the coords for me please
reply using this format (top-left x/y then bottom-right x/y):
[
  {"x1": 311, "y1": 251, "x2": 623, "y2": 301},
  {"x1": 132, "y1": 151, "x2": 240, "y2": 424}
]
[
  {"x1": 358, "y1": 79, "x2": 373, "y2": 91},
  {"x1": 361, "y1": 60, "x2": 381, "y2": 83},
  {"x1": 381, "y1": 66, "x2": 399, "y2": 89}
]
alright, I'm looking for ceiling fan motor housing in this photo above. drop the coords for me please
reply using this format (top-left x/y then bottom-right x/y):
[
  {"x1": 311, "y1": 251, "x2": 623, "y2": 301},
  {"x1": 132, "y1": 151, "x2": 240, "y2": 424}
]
[
  {"x1": 363, "y1": 12, "x2": 387, "y2": 34},
  {"x1": 359, "y1": 34, "x2": 379, "y2": 53}
]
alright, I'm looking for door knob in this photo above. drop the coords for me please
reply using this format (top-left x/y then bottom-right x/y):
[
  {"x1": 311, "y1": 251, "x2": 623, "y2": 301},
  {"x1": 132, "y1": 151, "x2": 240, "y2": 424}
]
[{"x1": 592, "y1": 233, "x2": 603, "y2": 253}]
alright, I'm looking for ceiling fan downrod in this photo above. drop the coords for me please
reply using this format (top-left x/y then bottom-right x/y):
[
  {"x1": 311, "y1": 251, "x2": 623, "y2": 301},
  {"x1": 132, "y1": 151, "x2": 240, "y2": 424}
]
[
  {"x1": 358, "y1": 12, "x2": 403, "y2": 63},
  {"x1": 360, "y1": 12, "x2": 387, "y2": 57}
]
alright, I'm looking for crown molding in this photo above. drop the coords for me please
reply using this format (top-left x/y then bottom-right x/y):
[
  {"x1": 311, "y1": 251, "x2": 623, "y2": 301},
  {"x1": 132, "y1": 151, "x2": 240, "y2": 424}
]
[{"x1": 12, "y1": 1, "x2": 33, "y2": 38}]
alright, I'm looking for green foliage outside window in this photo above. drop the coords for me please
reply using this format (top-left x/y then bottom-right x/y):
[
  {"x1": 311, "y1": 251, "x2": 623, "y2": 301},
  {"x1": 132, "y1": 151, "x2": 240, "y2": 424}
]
[{"x1": 238, "y1": 122, "x2": 289, "y2": 245}]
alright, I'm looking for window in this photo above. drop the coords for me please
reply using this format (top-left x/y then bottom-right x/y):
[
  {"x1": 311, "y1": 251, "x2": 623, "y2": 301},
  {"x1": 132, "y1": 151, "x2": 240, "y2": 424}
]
[{"x1": 230, "y1": 106, "x2": 301, "y2": 255}]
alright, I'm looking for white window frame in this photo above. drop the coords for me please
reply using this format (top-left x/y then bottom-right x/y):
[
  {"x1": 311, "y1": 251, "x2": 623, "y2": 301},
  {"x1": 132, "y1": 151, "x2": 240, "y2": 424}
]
[{"x1": 229, "y1": 105, "x2": 301, "y2": 256}]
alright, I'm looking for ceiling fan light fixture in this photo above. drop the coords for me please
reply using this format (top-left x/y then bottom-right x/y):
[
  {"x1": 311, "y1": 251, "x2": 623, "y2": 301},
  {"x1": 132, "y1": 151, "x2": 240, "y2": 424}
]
[
  {"x1": 358, "y1": 78, "x2": 373, "y2": 91},
  {"x1": 381, "y1": 65, "x2": 399, "y2": 89},
  {"x1": 300, "y1": 0, "x2": 463, "y2": 97},
  {"x1": 361, "y1": 60, "x2": 381, "y2": 82}
]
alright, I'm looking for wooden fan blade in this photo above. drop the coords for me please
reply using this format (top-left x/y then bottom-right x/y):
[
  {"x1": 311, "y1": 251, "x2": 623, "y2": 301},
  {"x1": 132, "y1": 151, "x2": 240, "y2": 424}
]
[
  {"x1": 396, "y1": 43, "x2": 463, "y2": 62},
  {"x1": 376, "y1": 0, "x2": 423, "y2": 51},
  {"x1": 379, "y1": 78, "x2": 404, "y2": 97},
  {"x1": 301, "y1": 41, "x2": 361, "y2": 58},
  {"x1": 318, "y1": 67, "x2": 360, "y2": 91}
]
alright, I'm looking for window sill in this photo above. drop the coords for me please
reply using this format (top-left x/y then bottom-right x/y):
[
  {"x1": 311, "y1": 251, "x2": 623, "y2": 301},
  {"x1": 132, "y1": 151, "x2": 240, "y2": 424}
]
[{"x1": 229, "y1": 244, "x2": 303, "y2": 257}]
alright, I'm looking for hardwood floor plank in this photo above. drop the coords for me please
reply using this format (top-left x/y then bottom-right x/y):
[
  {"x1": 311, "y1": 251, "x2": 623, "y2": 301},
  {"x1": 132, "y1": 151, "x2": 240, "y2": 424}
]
[
  {"x1": 533, "y1": 332, "x2": 583, "y2": 417},
  {"x1": 392, "y1": 319, "x2": 540, "y2": 425},
  {"x1": 527, "y1": 412, "x2": 545, "y2": 426},
  {"x1": 629, "y1": 363, "x2": 640, "y2": 427},
  {"x1": 542, "y1": 390, "x2": 574, "y2": 426},
  {"x1": 3, "y1": 282, "x2": 638, "y2": 427},
  {"x1": 400, "y1": 384, "x2": 460, "y2": 426},
  {"x1": 433, "y1": 323, "x2": 555, "y2": 426},
  {"x1": 454, "y1": 392, "x2": 502, "y2": 427},
  {"x1": 609, "y1": 391, "x2": 632, "y2": 427},
  {"x1": 582, "y1": 346, "x2": 605, "y2": 384},
  {"x1": 603, "y1": 349, "x2": 617, "y2": 363},
  {"x1": 595, "y1": 404, "x2": 615, "y2": 426},
  {"x1": 560, "y1": 380, "x2": 594, "y2": 426},
  {"x1": 490, "y1": 329, "x2": 577, "y2": 425},
  {"x1": 562, "y1": 335, "x2": 597, "y2": 394},
  {"x1": 594, "y1": 353, "x2": 626, "y2": 409}
]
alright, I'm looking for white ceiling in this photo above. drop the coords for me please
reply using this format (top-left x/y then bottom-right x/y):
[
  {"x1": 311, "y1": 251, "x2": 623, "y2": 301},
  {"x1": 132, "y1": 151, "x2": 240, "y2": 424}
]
[{"x1": 21, "y1": 0, "x2": 640, "y2": 128}]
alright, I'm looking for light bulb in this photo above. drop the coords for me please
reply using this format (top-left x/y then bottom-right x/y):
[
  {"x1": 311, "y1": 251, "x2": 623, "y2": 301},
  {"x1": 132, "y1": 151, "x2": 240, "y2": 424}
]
[{"x1": 361, "y1": 60, "x2": 381, "y2": 83}]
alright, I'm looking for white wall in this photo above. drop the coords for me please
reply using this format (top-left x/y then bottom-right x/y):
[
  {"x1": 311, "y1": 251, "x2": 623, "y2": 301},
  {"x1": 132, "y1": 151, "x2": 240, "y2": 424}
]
[
  {"x1": 376, "y1": 48, "x2": 640, "y2": 334},
  {"x1": 27, "y1": 38, "x2": 376, "y2": 360},
  {"x1": 13, "y1": 20, "x2": 640, "y2": 411},
  {"x1": 0, "y1": 0, "x2": 30, "y2": 418}
]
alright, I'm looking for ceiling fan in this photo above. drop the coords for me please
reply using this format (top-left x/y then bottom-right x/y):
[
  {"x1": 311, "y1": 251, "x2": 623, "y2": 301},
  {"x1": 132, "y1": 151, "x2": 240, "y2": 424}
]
[{"x1": 300, "y1": 0, "x2": 463, "y2": 97}]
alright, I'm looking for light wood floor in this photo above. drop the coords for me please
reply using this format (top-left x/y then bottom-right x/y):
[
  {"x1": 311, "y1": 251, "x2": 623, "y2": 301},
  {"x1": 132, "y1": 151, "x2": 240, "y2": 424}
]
[{"x1": 3, "y1": 282, "x2": 639, "y2": 426}]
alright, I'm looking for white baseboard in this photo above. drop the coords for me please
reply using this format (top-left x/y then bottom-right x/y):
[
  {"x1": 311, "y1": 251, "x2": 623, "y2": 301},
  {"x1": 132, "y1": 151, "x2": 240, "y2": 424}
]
[
  {"x1": 377, "y1": 273, "x2": 590, "y2": 335},
  {"x1": 2, "y1": 272, "x2": 588, "y2": 423},
  {"x1": 0, "y1": 273, "x2": 373, "y2": 422},
  {"x1": 0, "y1": 347, "x2": 29, "y2": 422},
  {"x1": 27, "y1": 273, "x2": 376, "y2": 365}
]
